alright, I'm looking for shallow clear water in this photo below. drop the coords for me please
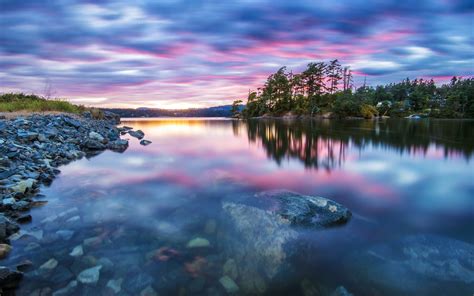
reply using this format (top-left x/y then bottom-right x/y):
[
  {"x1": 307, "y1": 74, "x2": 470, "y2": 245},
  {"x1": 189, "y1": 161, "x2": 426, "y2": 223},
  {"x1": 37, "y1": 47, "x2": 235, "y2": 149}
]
[{"x1": 4, "y1": 118, "x2": 474, "y2": 296}]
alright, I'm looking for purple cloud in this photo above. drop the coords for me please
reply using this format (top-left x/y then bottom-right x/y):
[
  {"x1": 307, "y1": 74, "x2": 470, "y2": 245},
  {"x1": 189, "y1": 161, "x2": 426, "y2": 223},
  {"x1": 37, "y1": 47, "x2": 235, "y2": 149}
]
[{"x1": 0, "y1": 0, "x2": 472, "y2": 108}]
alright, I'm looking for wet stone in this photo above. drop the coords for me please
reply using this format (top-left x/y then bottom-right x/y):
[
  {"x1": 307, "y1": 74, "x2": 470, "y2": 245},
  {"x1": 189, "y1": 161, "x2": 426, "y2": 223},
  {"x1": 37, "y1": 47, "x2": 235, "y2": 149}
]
[
  {"x1": 77, "y1": 265, "x2": 102, "y2": 285},
  {"x1": 0, "y1": 266, "x2": 23, "y2": 289},
  {"x1": 219, "y1": 276, "x2": 239, "y2": 294},
  {"x1": 39, "y1": 258, "x2": 58, "y2": 271},
  {"x1": 106, "y1": 278, "x2": 123, "y2": 294}
]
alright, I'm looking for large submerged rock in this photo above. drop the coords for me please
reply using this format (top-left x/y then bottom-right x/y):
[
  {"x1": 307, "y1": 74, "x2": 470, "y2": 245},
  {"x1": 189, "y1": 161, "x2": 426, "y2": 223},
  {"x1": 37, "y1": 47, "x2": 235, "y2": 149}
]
[{"x1": 220, "y1": 190, "x2": 351, "y2": 294}]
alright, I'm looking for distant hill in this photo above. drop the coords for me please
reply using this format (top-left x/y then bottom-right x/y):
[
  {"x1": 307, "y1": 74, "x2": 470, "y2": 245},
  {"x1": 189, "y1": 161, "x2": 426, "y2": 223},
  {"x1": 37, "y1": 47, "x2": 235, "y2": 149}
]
[{"x1": 103, "y1": 105, "x2": 244, "y2": 118}]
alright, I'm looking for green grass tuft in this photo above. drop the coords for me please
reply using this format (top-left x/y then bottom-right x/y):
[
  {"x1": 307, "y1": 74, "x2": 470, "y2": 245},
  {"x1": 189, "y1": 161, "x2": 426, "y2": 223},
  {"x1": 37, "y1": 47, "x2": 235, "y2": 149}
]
[{"x1": 0, "y1": 93, "x2": 85, "y2": 113}]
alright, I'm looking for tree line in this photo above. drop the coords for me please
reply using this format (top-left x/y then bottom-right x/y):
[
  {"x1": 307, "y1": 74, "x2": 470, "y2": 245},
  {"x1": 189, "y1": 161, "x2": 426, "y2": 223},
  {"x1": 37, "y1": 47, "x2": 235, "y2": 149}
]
[{"x1": 233, "y1": 60, "x2": 474, "y2": 119}]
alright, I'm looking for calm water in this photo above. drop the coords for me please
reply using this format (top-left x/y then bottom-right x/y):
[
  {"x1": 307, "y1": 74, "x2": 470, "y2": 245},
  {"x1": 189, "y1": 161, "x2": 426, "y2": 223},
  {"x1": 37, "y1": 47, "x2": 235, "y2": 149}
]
[{"x1": 4, "y1": 118, "x2": 474, "y2": 296}]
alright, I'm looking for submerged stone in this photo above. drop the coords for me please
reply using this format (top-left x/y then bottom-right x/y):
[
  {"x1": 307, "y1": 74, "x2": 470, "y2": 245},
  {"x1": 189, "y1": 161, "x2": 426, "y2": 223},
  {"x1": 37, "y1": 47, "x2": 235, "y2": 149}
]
[
  {"x1": 186, "y1": 237, "x2": 211, "y2": 248},
  {"x1": 219, "y1": 275, "x2": 240, "y2": 293},
  {"x1": 0, "y1": 266, "x2": 23, "y2": 289},
  {"x1": 56, "y1": 230, "x2": 74, "y2": 240},
  {"x1": 40, "y1": 258, "x2": 58, "y2": 271},
  {"x1": 69, "y1": 245, "x2": 84, "y2": 257},
  {"x1": 106, "y1": 278, "x2": 123, "y2": 294},
  {"x1": 223, "y1": 258, "x2": 238, "y2": 280},
  {"x1": 77, "y1": 265, "x2": 102, "y2": 285},
  {"x1": 0, "y1": 244, "x2": 12, "y2": 259}
]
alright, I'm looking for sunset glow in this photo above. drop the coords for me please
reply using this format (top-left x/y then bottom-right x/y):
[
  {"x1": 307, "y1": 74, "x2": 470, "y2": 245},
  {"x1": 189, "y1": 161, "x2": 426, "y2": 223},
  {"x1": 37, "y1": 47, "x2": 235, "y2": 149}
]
[{"x1": 1, "y1": 0, "x2": 473, "y2": 108}]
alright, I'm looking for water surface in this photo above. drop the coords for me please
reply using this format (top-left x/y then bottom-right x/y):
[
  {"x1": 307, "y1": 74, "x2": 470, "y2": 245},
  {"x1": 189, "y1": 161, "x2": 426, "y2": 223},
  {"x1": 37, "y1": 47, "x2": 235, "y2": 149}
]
[{"x1": 5, "y1": 118, "x2": 474, "y2": 295}]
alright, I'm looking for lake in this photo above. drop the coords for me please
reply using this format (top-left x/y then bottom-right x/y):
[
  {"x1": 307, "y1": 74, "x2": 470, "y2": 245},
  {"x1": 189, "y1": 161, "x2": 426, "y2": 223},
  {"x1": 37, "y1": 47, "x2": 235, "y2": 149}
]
[{"x1": 4, "y1": 118, "x2": 474, "y2": 295}]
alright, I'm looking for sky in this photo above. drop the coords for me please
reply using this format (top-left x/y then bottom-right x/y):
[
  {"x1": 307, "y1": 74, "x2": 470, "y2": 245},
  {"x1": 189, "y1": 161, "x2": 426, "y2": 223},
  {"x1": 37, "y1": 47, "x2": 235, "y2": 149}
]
[{"x1": 1, "y1": 0, "x2": 473, "y2": 109}]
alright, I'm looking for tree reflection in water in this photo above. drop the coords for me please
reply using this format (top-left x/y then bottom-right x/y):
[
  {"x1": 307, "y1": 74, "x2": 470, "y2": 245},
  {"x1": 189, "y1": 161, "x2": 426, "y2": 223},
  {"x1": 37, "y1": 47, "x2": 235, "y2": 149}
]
[{"x1": 233, "y1": 119, "x2": 474, "y2": 171}]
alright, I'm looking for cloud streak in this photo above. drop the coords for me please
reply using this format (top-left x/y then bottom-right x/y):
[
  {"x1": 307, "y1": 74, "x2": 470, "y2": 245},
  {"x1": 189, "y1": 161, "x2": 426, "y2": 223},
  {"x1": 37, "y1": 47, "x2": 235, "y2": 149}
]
[{"x1": 0, "y1": 0, "x2": 472, "y2": 108}]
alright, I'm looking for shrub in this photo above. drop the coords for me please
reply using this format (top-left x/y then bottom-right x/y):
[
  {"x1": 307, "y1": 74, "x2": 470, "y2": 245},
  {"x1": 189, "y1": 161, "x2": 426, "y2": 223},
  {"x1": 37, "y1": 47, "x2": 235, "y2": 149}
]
[
  {"x1": 360, "y1": 104, "x2": 378, "y2": 119},
  {"x1": 0, "y1": 93, "x2": 83, "y2": 113}
]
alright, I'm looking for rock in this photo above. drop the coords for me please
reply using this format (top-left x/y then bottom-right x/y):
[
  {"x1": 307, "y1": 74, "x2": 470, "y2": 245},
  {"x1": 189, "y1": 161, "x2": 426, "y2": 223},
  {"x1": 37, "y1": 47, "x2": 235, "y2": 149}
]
[
  {"x1": 0, "y1": 266, "x2": 23, "y2": 289},
  {"x1": 25, "y1": 242, "x2": 40, "y2": 252},
  {"x1": 129, "y1": 130, "x2": 145, "y2": 139},
  {"x1": 140, "y1": 285, "x2": 158, "y2": 296},
  {"x1": 252, "y1": 190, "x2": 351, "y2": 228},
  {"x1": 11, "y1": 178, "x2": 35, "y2": 194},
  {"x1": 83, "y1": 236, "x2": 101, "y2": 247},
  {"x1": 223, "y1": 258, "x2": 238, "y2": 280},
  {"x1": 16, "y1": 259, "x2": 34, "y2": 272},
  {"x1": 140, "y1": 139, "x2": 152, "y2": 146},
  {"x1": 23, "y1": 229, "x2": 44, "y2": 240},
  {"x1": 222, "y1": 201, "x2": 298, "y2": 279},
  {"x1": 52, "y1": 280, "x2": 78, "y2": 296},
  {"x1": 0, "y1": 244, "x2": 12, "y2": 259},
  {"x1": 40, "y1": 258, "x2": 58, "y2": 271},
  {"x1": 219, "y1": 275, "x2": 239, "y2": 293},
  {"x1": 0, "y1": 214, "x2": 20, "y2": 242},
  {"x1": 49, "y1": 265, "x2": 75, "y2": 285},
  {"x1": 63, "y1": 117, "x2": 81, "y2": 128},
  {"x1": 108, "y1": 139, "x2": 129, "y2": 151},
  {"x1": 348, "y1": 234, "x2": 474, "y2": 294},
  {"x1": 83, "y1": 139, "x2": 105, "y2": 150},
  {"x1": 56, "y1": 230, "x2": 74, "y2": 240},
  {"x1": 17, "y1": 131, "x2": 38, "y2": 141},
  {"x1": 187, "y1": 237, "x2": 211, "y2": 248},
  {"x1": 106, "y1": 278, "x2": 123, "y2": 294},
  {"x1": 2, "y1": 197, "x2": 16, "y2": 206},
  {"x1": 69, "y1": 245, "x2": 84, "y2": 257},
  {"x1": 37, "y1": 134, "x2": 47, "y2": 142},
  {"x1": 97, "y1": 257, "x2": 114, "y2": 273},
  {"x1": 77, "y1": 265, "x2": 102, "y2": 285},
  {"x1": 16, "y1": 214, "x2": 32, "y2": 223},
  {"x1": 89, "y1": 131, "x2": 105, "y2": 142},
  {"x1": 66, "y1": 215, "x2": 80, "y2": 223}
]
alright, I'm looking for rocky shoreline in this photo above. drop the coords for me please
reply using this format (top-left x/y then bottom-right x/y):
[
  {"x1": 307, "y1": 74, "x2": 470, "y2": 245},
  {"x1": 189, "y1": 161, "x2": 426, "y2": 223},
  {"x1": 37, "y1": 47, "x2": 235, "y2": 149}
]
[{"x1": 0, "y1": 111, "x2": 147, "y2": 291}]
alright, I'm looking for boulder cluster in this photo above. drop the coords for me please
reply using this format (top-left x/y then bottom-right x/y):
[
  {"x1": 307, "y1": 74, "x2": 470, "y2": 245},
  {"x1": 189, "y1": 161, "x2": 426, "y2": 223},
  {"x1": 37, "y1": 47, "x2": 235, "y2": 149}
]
[{"x1": 0, "y1": 111, "x2": 142, "y2": 291}]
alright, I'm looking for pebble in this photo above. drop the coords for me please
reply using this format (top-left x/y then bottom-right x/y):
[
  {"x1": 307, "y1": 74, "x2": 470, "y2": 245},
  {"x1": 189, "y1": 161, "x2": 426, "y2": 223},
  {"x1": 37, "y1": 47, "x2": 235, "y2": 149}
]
[
  {"x1": 219, "y1": 276, "x2": 240, "y2": 293},
  {"x1": 69, "y1": 245, "x2": 84, "y2": 257},
  {"x1": 106, "y1": 278, "x2": 123, "y2": 294},
  {"x1": 0, "y1": 243, "x2": 12, "y2": 259},
  {"x1": 77, "y1": 265, "x2": 102, "y2": 285},
  {"x1": 140, "y1": 139, "x2": 152, "y2": 146},
  {"x1": 56, "y1": 230, "x2": 74, "y2": 240},
  {"x1": 186, "y1": 237, "x2": 211, "y2": 248},
  {"x1": 40, "y1": 258, "x2": 58, "y2": 270}
]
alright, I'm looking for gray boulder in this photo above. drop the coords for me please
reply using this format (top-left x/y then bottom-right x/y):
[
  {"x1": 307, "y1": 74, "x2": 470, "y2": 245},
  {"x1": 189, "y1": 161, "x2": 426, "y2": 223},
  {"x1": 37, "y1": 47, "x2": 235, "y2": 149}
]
[
  {"x1": 233, "y1": 190, "x2": 351, "y2": 228},
  {"x1": 128, "y1": 130, "x2": 145, "y2": 139}
]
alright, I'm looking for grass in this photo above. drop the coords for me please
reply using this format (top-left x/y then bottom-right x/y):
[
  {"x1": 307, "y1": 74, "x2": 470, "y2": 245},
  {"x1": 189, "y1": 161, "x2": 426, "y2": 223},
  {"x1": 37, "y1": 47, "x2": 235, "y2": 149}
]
[{"x1": 0, "y1": 93, "x2": 85, "y2": 114}]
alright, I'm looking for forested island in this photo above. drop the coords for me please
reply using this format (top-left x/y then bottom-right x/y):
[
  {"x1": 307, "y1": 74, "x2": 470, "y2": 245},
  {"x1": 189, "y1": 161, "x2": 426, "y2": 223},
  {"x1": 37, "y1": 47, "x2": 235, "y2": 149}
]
[{"x1": 233, "y1": 60, "x2": 474, "y2": 119}]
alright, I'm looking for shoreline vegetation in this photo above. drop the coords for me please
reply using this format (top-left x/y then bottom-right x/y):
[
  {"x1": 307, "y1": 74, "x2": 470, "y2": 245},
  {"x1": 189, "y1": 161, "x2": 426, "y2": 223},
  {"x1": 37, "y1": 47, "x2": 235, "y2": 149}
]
[
  {"x1": 232, "y1": 60, "x2": 474, "y2": 120},
  {"x1": 0, "y1": 108, "x2": 152, "y2": 291}
]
